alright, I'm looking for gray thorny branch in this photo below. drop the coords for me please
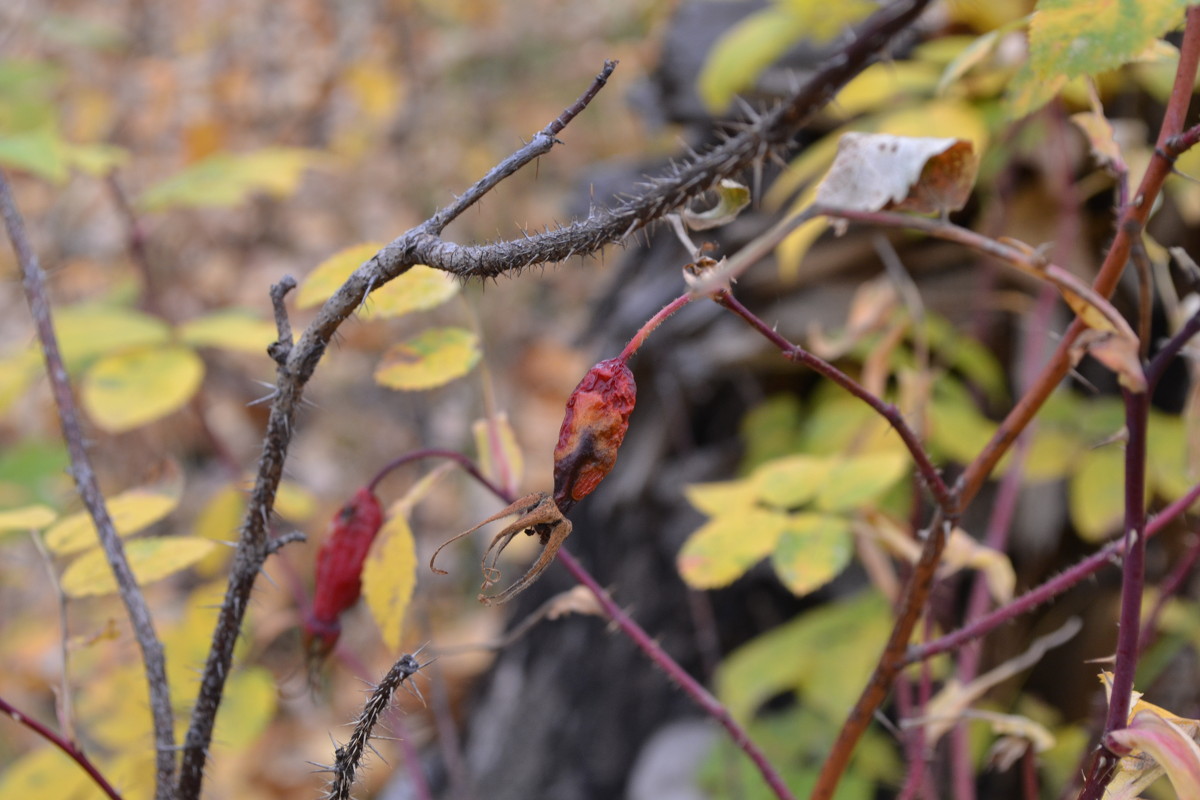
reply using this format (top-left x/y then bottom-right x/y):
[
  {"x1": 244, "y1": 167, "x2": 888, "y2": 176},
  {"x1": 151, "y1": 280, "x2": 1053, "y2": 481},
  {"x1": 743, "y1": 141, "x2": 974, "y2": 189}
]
[{"x1": 175, "y1": 1, "x2": 933, "y2": 797}]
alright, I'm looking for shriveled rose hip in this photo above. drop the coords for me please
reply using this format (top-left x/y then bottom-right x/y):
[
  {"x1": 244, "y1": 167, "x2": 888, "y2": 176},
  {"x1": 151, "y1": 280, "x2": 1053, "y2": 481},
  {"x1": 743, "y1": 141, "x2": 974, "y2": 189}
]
[
  {"x1": 552, "y1": 357, "x2": 637, "y2": 513},
  {"x1": 304, "y1": 487, "x2": 384, "y2": 661}
]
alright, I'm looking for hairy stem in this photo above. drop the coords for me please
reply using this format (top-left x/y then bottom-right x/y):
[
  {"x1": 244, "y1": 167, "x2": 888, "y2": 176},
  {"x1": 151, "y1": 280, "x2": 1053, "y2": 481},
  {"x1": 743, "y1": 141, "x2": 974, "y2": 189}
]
[{"x1": 0, "y1": 172, "x2": 176, "y2": 798}]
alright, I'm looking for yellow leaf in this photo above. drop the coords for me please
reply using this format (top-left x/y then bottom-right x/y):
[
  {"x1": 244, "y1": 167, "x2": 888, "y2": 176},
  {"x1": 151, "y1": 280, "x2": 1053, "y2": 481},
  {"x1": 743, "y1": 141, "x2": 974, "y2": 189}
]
[
  {"x1": 1015, "y1": 427, "x2": 1081, "y2": 482},
  {"x1": 832, "y1": 61, "x2": 942, "y2": 118},
  {"x1": 814, "y1": 452, "x2": 909, "y2": 512},
  {"x1": 212, "y1": 667, "x2": 277, "y2": 751},
  {"x1": 0, "y1": 128, "x2": 69, "y2": 183},
  {"x1": 677, "y1": 509, "x2": 789, "y2": 589},
  {"x1": 295, "y1": 242, "x2": 383, "y2": 309},
  {"x1": 1069, "y1": 445, "x2": 1127, "y2": 542},
  {"x1": 51, "y1": 304, "x2": 171, "y2": 370},
  {"x1": 696, "y1": 8, "x2": 806, "y2": 113},
  {"x1": 138, "y1": 147, "x2": 322, "y2": 212},
  {"x1": 1071, "y1": 110, "x2": 1124, "y2": 171},
  {"x1": 177, "y1": 310, "x2": 277, "y2": 354},
  {"x1": 362, "y1": 514, "x2": 417, "y2": 651},
  {"x1": 0, "y1": 746, "x2": 94, "y2": 800},
  {"x1": 45, "y1": 481, "x2": 181, "y2": 555},
  {"x1": 942, "y1": 528, "x2": 1016, "y2": 603},
  {"x1": 1109, "y1": 712, "x2": 1200, "y2": 799},
  {"x1": 0, "y1": 503, "x2": 56, "y2": 531},
  {"x1": 192, "y1": 485, "x2": 243, "y2": 575},
  {"x1": 777, "y1": 184, "x2": 828, "y2": 282},
  {"x1": 0, "y1": 350, "x2": 41, "y2": 414},
  {"x1": 82, "y1": 345, "x2": 204, "y2": 432},
  {"x1": 752, "y1": 455, "x2": 828, "y2": 509},
  {"x1": 683, "y1": 479, "x2": 759, "y2": 517},
  {"x1": 343, "y1": 60, "x2": 404, "y2": 123},
  {"x1": 473, "y1": 413, "x2": 524, "y2": 492},
  {"x1": 75, "y1": 665, "x2": 151, "y2": 749},
  {"x1": 367, "y1": 264, "x2": 460, "y2": 318},
  {"x1": 60, "y1": 536, "x2": 215, "y2": 597},
  {"x1": 770, "y1": 513, "x2": 853, "y2": 596},
  {"x1": 374, "y1": 327, "x2": 481, "y2": 390},
  {"x1": 274, "y1": 479, "x2": 316, "y2": 521}
]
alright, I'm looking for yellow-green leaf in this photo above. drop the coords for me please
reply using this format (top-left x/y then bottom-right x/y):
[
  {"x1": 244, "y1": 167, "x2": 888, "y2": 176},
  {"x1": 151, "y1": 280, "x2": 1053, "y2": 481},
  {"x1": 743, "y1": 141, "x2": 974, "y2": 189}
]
[
  {"x1": 777, "y1": 184, "x2": 828, "y2": 282},
  {"x1": 1029, "y1": 0, "x2": 1187, "y2": 83},
  {"x1": 51, "y1": 304, "x2": 171, "y2": 369},
  {"x1": 770, "y1": 513, "x2": 854, "y2": 597},
  {"x1": 60, "y1": 536, "x2": 215, "y2": 597},
  {"x1": 832, "y1": 61, "x2": 942, "y2": 118},
  {"x1": 45, "y1": 483, "x2": 181, "y2": 555},
  {"x1": 82, "y1": 345, "x2": 204, "y2": 432},
  {"x1": 362, "y1": 513, "x2": 417, "y2": 651},
  {"x1": 367, "y1": 264, "x2": 460, "y2": 318},
  {"x1": 177, "y1": 310, "x2": 277, "y2": 354},
  {"x1": 0, "y1": 746, "x2": 94, "y2": 800},
  {"x1": 0, "y1": 503, "x2": 56, "y2": 531},
  {"x1": 753, "y1": 455, "x2": 828, "y2": 509},
  {"x1": 211, "y1": 667, "x2": 277, "y2": 751},
  {"x1": 374, "y1": 327, "x2": 480, "y2": 390},
  {"x1": 682, "y1": 179, "x2": 751, "y2": 231},
  {"x1": 683, "y1": 479, "x2": 759, "y2": 517},
  {"x1": 716, "y1": 590, "x2": 891, "y2": 724},
  {"x1": 1016, "y1": 428, "x2": 1082, "y2": 482},
  {"x1": 814, "y1": 452, "x2": 909, "y2": 512},
  {"x1": 0, "y1": 350, "x2": 41, "y2": 414},
  {"x1": 473, "y1": 413, "x2": 524, "y2": 492},
  {"x1": 295, "y1": 242, "x2": 383, "y2": 309},
  {"x1": 1069, "y1": 445, "x2": 1127, "y2": 542},
  {"x1": 66, "y1": 141, "x2": 128, "y2": 176},
  {"x1": 276, "y1": 479, "x2": 317, "y2": 521},
  {"x1": 677, "y1": 509, "x2": 789, "y2": 589},
  {"x1": 0, "y1": 128, "x2": 68, "y2": 183},
  {"x1": 138, "y1": 147, "x2": 321, "y2": 212},
  {"x1": 696, "y1": 8, "x2": 806, "y2": 113}
]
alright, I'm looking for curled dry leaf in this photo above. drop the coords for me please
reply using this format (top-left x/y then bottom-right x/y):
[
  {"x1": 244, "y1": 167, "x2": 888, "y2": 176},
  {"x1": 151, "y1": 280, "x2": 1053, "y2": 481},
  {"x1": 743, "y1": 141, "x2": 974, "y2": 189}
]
[
  {"x1": 815, "y1": 132, "x2": 979, "y2": 215},
  {"x1": 1071, "y1": 328, "x2": 1148, "y2": 393},
  {"x1": 681, "y1": 179, "x2": 751, "y2": 231}
]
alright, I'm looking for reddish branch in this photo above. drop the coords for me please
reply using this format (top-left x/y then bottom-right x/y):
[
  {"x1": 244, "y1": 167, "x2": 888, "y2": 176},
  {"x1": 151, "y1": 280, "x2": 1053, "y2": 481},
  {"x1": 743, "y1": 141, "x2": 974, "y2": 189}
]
[
  {"x1": 176, "y1": 3, "x2": 933, "y2": 796},
  {"x1": 0, "y1": 173, "x2": 177, "y2": 798},
  {"x1": 0, "y1": 695, "x2": 124, "y2": 800}
]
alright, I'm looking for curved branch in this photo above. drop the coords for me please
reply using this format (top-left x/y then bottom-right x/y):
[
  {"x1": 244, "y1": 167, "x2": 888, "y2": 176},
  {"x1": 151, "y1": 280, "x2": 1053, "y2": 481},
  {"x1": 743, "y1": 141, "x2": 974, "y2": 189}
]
[{"x1": 0, "y1": 173, "x2": 176, "y2": 798}]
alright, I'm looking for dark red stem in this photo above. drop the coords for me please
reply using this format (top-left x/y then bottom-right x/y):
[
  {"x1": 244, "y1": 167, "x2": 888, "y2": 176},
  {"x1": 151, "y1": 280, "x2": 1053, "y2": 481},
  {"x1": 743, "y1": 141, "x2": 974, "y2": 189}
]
[{"x1": 0, "y1": 695, "x2": 124, "y2": 800}]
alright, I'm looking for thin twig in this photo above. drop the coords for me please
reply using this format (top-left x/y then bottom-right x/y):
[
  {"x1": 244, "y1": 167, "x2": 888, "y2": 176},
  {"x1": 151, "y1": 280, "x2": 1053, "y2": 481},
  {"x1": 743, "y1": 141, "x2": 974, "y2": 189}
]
[
  {"x1": 179, "y1": 4, "x2": 933, "y2": 792},
  {"x1": 713, "y1": 290, "x2": 953, "y2": 510},
  {"x1": 0, "y1": 171, "x2": 176, "y2": 798},
  {"x1": 0, "y1": 695, "x2": 124, "y2": 800},
  {"x1": 327, "y1": 653, "x2": 423, "y2": 800}
]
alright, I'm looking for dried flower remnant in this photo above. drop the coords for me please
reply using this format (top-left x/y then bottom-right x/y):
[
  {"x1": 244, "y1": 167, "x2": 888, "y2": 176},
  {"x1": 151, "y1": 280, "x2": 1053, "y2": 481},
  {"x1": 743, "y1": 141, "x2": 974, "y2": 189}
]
[{"x1": 433, "y1": 357, "x2": 637, "y2": 603}]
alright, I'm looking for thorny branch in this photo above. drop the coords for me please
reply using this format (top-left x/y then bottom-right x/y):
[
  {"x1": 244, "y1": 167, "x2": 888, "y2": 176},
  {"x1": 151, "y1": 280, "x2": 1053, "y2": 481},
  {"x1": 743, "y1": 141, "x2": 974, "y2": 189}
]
[
  {"x1": 0, "y1": 172, "x2": 177, "y2": 798},
  {"x1": 324, "y1": 653, "x2": 423, "y2": 800},
  {"x1": 812, "y1": 9, "x2": 1200, "y2": 798},
  {"x1": 178, "y1": 3, "x2": 933, "y2": 795}
]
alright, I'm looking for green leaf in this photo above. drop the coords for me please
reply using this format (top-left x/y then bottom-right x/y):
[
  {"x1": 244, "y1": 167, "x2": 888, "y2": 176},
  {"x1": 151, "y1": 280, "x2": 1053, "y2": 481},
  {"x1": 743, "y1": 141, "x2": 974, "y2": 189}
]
[
  {"x1": 60, "y1": 536, "x2": 215, "y2": 597},
  {"x1": 716, "y1": 590, "x2": 891, "y2": 723},
  {"x1": 0, "y1": 127, "x2": 68, "y2": 182},
  {"x1": 0, "y1": 504, "x2": 56, "y2": 531},
  {"x1": 814, "y1": 452, "x2": 909, "y2": 512},
  {"x1": 295, "y1": 242, "x2": 383, "y2": 309},
  {"x1": 362, "y1": 514, "x2": 417, "y2": 651},
  {"x1": 138, "y1": 147, "x2": 321, "y2": 212},
  {"x1": 373, "y1": 327, "x2": 481, "y2": 390},
  {"x1": 753, "y1": 455, "x2": 828, "y2": 509},
  {"x1": 677, "y1": 508, "x2": 790, "y2": 589},
  {"x1": 770, "y1": 513, "x2": 854, "y2": 596},
  {"x1": 739, "y1": 394, "x2": 804, "y2": 472},
  {"x1": 367, "y1": 264, "x2": 461, "y2": 318},
  {"x1": 82, "y1": 345, "x2": 205, "y2": 432},
  {"x1": 1069, "y1": 445, "x2": 1127, "y2": 542},
  {"x1": 51, "y1": 304, "x2": 171, "y2": 370},
  {"x1": 44, "y1": 481, "x2": 181, "y2": 555},
  {"x1": 177, "y1": 310, "x2": 277, "y2": 353}
]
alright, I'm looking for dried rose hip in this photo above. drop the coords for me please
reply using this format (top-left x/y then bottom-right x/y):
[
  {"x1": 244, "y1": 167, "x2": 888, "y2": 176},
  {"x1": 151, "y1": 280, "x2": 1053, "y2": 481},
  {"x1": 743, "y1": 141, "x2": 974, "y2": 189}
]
[
  {"x1": 552, "y1": 357, "x2": 637, "y2": 513},
  {"x1": 304, "y1": 487, "x2": 384, "y2": 662}
]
